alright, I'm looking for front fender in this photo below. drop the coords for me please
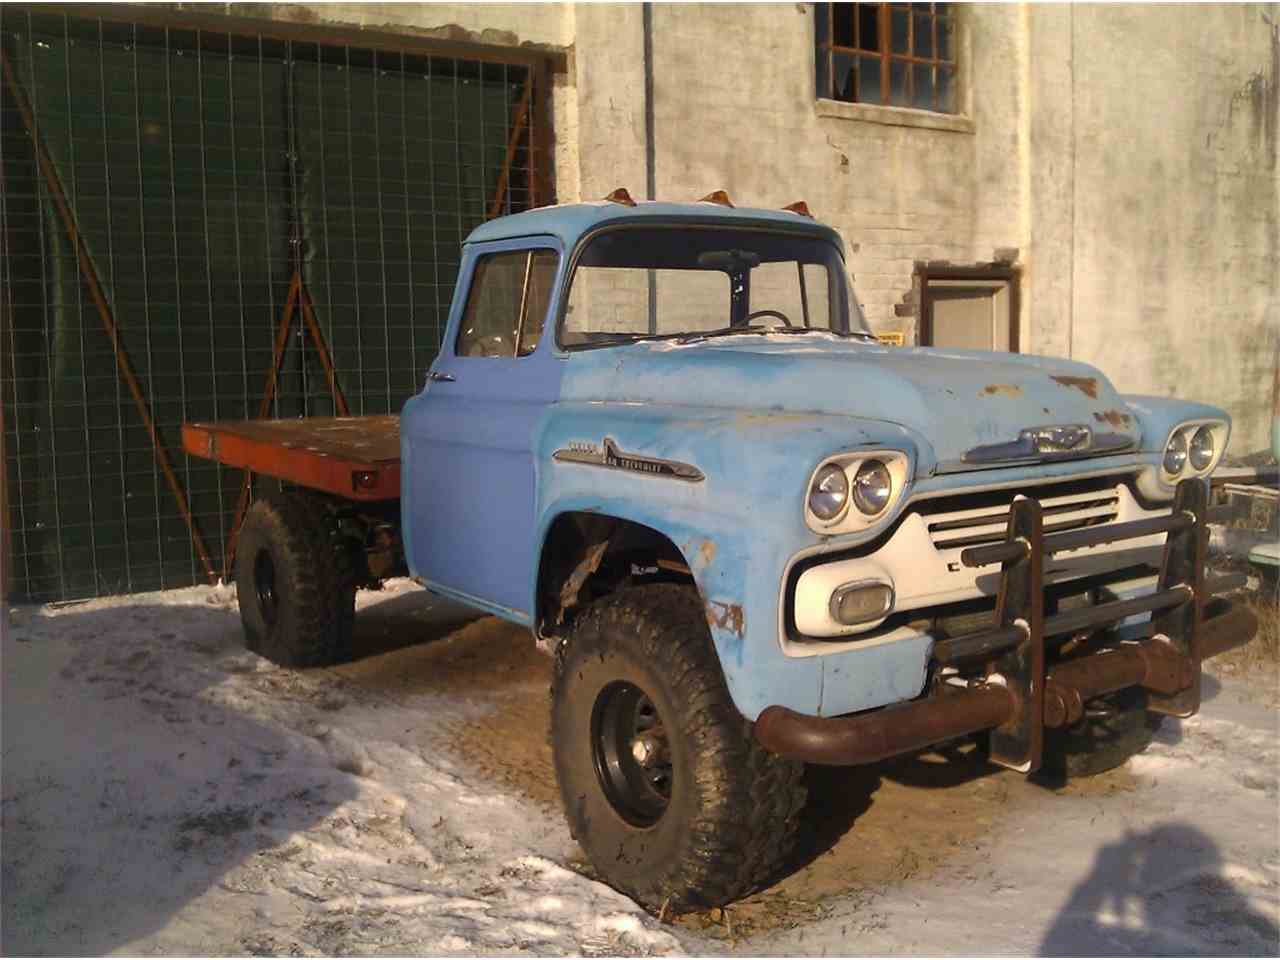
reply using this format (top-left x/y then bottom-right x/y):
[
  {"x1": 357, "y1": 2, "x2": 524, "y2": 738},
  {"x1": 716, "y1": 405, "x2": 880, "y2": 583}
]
[
  {"x1": 1122, "y1": 394, "x2": 1231, "y2": 453},
  {"x1": 532, "y1": 402, "x2": 934, "y2": 719}
]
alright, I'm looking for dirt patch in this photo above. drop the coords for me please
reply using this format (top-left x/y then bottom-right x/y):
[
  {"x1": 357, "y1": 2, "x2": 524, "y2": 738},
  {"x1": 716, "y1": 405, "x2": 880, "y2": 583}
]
[
  {"x1": 335, "y1": 608, "x2": 560, "y2": 808},
  {"x1": 673, "y1": 748, "x2": 1138, "y2": 941},
  {"x1": 331, "y1": 599, "x2": 1147, "y2": 936},
  {"x1": 1208, "y1": 592, "x2": 1280, "y2": 707}
]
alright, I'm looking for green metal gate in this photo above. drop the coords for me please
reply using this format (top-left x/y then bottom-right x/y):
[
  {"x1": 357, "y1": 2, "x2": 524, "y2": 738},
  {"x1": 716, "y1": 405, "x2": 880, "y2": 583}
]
[{"x1": 1, "y1": 8, "x2": 552, "y2": 601}]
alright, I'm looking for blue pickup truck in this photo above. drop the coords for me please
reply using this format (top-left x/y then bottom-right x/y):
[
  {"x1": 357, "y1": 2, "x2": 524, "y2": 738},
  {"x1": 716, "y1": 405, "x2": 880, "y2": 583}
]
[{"x1": 185, "y1": 194, "x2": 1256, "y2": 913}]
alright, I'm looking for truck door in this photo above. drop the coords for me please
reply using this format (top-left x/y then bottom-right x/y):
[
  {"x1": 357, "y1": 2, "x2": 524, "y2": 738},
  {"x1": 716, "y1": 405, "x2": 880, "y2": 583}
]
[{"x1": 400, "y1": 238, "x2": 564, "y2": 621}]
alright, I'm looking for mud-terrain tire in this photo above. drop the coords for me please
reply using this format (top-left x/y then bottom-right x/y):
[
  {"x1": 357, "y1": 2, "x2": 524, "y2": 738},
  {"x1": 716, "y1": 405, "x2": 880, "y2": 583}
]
[
  {"x1": 551, "y1": 583, "x2": 806, "y2": 913},
  {"x1": 1042, "y1": 687, "x2": 1161, "y2": 778},
  {"x1": 236, "y1": 491, "x2": 356, "y2": 667}
]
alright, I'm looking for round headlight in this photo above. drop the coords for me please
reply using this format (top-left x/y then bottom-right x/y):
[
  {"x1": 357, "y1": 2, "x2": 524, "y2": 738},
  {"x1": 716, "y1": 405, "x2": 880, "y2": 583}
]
[
  {"x1": 852, "y1": 459, "x2": 893, "y2": 515},
  {"x1": 808, "y1": 464, "x2": 849, "y2": 521},
  {"x1": 1163, "y1": 431, "x2": 1188, "y2": 475},
  {"x1": 1189, "y1": 426, "x2": 1214, "y2": 471}
]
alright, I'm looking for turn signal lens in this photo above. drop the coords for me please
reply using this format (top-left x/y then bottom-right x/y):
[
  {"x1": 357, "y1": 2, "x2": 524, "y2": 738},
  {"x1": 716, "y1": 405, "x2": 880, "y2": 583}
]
[{"x1": 829, "y1": 581, "x2": 894, "y2": 626}]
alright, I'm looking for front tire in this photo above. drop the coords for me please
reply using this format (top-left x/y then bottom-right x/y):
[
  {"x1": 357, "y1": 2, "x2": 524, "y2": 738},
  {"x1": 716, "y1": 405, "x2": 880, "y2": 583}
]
[
  {"x1": 236, "y1": 491, "x2": 355, "y2": 667},
  {"x1": 551, "y1": 584, "x2": 805, "y2": 913}
]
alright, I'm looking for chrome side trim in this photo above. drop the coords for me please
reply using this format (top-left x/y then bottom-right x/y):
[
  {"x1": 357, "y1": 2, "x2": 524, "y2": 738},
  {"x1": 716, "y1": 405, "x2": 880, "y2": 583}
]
[{"x1": 552, "y1": 437, "x2": 705, "y2": 482}]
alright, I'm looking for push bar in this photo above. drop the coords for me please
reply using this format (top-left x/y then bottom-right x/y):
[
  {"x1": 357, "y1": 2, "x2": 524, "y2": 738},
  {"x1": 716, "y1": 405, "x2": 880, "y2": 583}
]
[{"x1": 757, "y1": 478, "x2": 1257, "y2": 772}]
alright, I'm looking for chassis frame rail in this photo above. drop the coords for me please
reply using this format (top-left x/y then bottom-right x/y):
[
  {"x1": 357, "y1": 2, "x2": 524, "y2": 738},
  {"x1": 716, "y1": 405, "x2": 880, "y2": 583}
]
[{"x1": 755, "y1": 478, "x2": 1258, "y2": 772}]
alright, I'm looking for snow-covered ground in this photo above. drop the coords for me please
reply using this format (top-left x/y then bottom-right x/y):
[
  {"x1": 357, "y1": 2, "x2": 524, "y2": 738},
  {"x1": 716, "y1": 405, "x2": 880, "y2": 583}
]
[{"x1": 2, "y1": 580, "x2": 1277, "y2": 956}]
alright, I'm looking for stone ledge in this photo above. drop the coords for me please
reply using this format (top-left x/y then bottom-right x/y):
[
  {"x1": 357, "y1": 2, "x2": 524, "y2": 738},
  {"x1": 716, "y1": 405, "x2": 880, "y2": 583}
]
[{"x1": 815, "y1": 98, "x2": 976, "y2": 134}]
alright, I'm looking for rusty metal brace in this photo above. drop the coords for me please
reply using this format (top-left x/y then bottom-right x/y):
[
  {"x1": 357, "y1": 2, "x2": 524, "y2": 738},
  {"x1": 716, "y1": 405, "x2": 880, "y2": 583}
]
[
  {"x1": 220, "y1": 263, "x2": 351, "y2": 581},
  {"x1": 487, "y1": 74, "x2": 534, "y2": 220}
]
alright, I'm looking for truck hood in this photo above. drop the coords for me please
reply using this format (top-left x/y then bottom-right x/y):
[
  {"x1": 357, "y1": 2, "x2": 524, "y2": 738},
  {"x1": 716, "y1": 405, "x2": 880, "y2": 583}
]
[{"x1": 563, "y1": 335, "x2": 1142, "y2": 469}]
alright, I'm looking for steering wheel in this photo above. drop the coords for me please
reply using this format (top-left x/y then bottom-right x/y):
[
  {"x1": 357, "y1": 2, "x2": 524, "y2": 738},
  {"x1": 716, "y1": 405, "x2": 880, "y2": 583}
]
[{"x1": 744, "y1": 309, "x2": 794, "y2": 328}]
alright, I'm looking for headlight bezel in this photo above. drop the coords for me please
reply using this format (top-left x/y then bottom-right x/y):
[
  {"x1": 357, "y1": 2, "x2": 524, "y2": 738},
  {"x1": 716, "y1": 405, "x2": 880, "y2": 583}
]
[
  {"x1": 804, "y1": 450, "x2": 912, "y2": 534},
  {"x1": 1158, "y1": 419, "x2": 1228, "y2": 485}
]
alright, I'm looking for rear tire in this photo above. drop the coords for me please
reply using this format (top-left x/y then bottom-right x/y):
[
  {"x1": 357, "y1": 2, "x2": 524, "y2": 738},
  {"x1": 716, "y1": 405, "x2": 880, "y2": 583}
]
[
  {"x1": 1043, "y1": 687, "x2": 1161, "y2": 778},
  {"x1": 551, "y1": 584, "x2": 806, "y2": 913},
  {"x1": 236, "y1": 491, "x2": 355, "y2": 667}
]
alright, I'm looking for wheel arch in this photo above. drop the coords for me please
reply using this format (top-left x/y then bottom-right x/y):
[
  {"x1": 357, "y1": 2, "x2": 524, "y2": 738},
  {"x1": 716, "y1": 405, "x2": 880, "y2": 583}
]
[{"x1": 534, "y1": 507, "x2": 699, "y2": 639}]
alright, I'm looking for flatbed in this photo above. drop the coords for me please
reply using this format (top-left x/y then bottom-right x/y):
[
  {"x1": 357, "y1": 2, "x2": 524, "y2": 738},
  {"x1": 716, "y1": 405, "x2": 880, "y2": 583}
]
[{"x1": 182, "y1": 415, "x2": 400, "y2": 501}]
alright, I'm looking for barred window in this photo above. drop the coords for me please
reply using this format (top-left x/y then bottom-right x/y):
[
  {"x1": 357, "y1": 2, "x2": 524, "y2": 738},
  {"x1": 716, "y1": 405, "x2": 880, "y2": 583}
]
[{"x1": 815, "y1": 2, "x2": 957, "y2": 114}]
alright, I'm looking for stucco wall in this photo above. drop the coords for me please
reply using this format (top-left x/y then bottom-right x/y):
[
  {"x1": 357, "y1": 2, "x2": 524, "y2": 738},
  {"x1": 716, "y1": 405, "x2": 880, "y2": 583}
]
[
  {"x1": 646, "y1": 3, "x2": 1025, "y2": 339},
  {"x1": 200, "y1": 2, "x2": 1278, "y2": 453},
  {"x1": 1053, "y1": 5, "x2": 1279, "y2": 454}
]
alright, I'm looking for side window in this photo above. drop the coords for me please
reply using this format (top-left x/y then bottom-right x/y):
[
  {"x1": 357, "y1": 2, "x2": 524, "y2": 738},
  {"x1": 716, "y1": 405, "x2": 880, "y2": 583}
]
[{"x1": 455, "y1": 249, "x2": 558, "y2": 358}]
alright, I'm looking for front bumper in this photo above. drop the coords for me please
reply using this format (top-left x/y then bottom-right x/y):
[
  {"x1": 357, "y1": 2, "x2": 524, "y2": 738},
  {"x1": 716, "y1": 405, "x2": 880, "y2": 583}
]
[{"x1": 755, "y1": 478, "x2": 1256, "y2": 772}]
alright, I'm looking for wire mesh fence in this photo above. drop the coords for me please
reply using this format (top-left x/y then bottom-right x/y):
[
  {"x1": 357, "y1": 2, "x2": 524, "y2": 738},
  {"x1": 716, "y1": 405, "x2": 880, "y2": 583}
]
[{"x1": 1, "y1": 8, "x2": 550, "y2": 601}]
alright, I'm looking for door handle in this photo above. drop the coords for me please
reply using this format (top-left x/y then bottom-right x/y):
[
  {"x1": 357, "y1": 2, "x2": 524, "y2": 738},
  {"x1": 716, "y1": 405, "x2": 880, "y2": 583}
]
[{"x1": 427, "y1": 370, "x2": 456, "y2": 383}]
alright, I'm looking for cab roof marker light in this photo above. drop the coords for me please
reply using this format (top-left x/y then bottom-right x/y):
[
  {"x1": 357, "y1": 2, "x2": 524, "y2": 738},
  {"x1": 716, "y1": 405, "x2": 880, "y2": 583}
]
[
  {"x1": 698, "y1": 190, "x2": 735, "y2": 207},
  {"x1": 603, "y1": 187, "x2": 636, "y2": 207}
]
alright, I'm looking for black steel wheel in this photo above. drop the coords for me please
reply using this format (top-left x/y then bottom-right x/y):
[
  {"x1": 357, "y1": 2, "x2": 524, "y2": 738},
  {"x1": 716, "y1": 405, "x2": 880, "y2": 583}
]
[
  {"x1": 236, "y1": 491, "x2": 355, "y2": 668},
  {"x1": 551, "y1": 584, "x2": 806, "y2": 914},
  {"x1": 591, "y1": 681, "x2": 673, "y2": 827},
  {"x1": 253, "y1": 547, "x2": 279, "y2": 626}
]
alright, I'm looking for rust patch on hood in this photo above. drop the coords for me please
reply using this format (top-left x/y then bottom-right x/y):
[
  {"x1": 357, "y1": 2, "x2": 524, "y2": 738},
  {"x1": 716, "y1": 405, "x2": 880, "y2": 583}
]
[
  {"x1": 980, "y1": 384, "x2": 1022, "y2": 398},
  {"x1": 1093, "y1": 409, "x2": 1133, "y2": 428},
  {"x1": 698, "y1": 540, "x2": 717, "y2": 567},
  {"x1": 706, "y1": 600, "x2": 745, "y2": 638},
  {"x1": 1050, "y1": 375, "x2": 1099, "y2": 399}
]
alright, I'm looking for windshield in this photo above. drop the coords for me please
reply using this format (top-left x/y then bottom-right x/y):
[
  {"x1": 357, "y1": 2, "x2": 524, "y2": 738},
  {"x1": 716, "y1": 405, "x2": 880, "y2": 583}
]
[{"x1": 560, "y1": 226, "x2": 871, "y2": 348}]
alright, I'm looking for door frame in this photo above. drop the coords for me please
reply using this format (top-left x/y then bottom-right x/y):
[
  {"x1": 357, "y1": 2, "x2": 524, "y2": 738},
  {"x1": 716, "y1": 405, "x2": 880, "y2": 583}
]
[
  {"x1": 916, "y1": 262, "x2": 1021, "y2": 352},
  {"x1": 408, "y1": 234, "x2": 569, "y2": 623}
]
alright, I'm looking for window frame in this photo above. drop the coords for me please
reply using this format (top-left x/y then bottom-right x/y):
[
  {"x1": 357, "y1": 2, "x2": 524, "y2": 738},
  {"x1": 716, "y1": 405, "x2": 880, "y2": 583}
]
[
  {"x1": 916, "y1": 262, "x2": 1021, "y2": 353},
  {"x1": 454, "y1": 245, "x2": 561, "y2": 360},
  {"x1": 554, "y1": 222, "x2": 856, "y2": 352},
  {"x1": 815, "y1": 2, "x2": 958, "y2": 115}
]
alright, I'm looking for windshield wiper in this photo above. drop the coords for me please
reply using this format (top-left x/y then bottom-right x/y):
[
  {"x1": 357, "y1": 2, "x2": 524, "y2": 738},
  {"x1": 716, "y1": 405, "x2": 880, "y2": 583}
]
[
  {"x1": 674, "y1": 326, "x2": 772, "y2": 345},
  {"x1": 675, "y1": 326, "x2": 878, "y2": 345}
]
